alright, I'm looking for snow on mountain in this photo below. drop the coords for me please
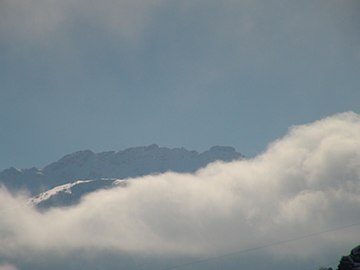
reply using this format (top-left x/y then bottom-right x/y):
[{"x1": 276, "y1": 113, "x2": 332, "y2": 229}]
[
  {"x1": 28, "y1": 179, "x2": 128, "y2": 209},
  {"x1": 1, "y1": 145, "x2": 243, "y2": 208},
  {"x1": 0, "y1": 145, "x2": 243, "y2": 195},
  {"x1": 28, "y1": 178, "x2": 131, "y2": 209},
  {"x1": 29, "y1": 180, "x2": 94, "y2": 205}
]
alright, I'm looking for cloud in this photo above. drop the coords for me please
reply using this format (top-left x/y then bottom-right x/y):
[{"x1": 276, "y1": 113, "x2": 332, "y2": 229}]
[
  {"x1": 0, "y1": 264, "x2": 18, "y2": 270},
  {"x1": 0, "y1": 0, "x2": 166, "y2": 44},
  {"x1": 1, "y1": 0, "x2": 358, "y2": 47},
  {"x1": 0, "y1": 112, "x2": 360, "y2": 268}
]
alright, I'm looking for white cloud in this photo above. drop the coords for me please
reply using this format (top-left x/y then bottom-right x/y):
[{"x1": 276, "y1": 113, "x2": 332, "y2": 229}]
[{"x1": 0, "y1": 112, "x2": 360, "y2": 266}]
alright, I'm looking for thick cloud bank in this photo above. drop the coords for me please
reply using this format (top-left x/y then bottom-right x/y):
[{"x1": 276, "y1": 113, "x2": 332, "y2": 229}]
[{"x1": 1, "y1": 112, "x2": 360, "y2": 267}]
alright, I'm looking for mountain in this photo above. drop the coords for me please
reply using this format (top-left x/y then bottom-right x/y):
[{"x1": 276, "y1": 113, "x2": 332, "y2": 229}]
[
  {"x1": 28, "y1": 179, "x2": 128, "y2": 209},
  {"x1": 0, "y1": 145, "x2": 243, "y2": 205}
]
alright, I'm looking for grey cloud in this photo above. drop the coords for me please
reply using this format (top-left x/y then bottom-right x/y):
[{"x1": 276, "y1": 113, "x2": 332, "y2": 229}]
[
  {"x1": 1, "y1": 1, "x2": 358, "y2": 46},
  {"x1": 0, "y1": 112, "x2": 360, "y2": 268},
  {"x1": 0, "y1": 0, "x2": 166, "y2": 44},
  {"x1": 0, "y1": 264, "x2": 18, "y2": 270}
]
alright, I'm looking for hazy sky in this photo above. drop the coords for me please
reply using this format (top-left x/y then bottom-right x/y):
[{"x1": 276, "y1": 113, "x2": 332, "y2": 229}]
[{"x1": 1, "y1": 0, "x2": 360, "y2": 170}]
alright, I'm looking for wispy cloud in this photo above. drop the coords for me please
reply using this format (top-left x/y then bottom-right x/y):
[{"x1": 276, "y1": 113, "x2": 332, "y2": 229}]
[
  {"x1": 0, "y1": 0, "x2": 166, "y2": 44},
  {"x1": 0, "y1": 264, "x2": 18, "y2": 270},
  {"x1": 0, "y1": 112, "x2": 359, "y2": 269},
  {"x1": 1, "y1": 0, "x2": 358, "y2": 48}
]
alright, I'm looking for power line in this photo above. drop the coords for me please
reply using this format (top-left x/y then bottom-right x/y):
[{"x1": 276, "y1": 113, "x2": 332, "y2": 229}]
[{"x1": 159, "y1": 222, "x2": 360, "y2": 270}]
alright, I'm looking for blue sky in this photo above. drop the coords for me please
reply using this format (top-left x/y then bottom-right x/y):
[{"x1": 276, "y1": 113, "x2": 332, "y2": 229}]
[{"x1": 1, "y1": 0, "x2": 360, "y2": 170}]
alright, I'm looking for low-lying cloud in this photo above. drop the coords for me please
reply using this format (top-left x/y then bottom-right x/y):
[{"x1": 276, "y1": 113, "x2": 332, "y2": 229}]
[{"x1": 1, "y1": 112, "x2": 360, "y2": 269}]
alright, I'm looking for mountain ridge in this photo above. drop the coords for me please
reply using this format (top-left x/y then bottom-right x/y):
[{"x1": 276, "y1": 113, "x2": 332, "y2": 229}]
[{"x1": 0, "y1": 144, "x2": 244, "y2": 196}]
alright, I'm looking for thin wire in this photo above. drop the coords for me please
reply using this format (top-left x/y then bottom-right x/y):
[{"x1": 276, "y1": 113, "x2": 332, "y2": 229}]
[{"x1": 159, "y1": 222, "x2": 360, "y2": 270}]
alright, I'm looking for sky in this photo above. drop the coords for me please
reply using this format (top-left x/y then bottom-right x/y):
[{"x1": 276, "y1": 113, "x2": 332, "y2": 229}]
[
  {"x1": 1, "y1": 0, "x2": 360, "y2": 170},
  {"x1": 0, "y1": 112, "x2": 360, "y2": 270},
  {"x1": 1, "y1": 2, "x2": 360, "y2": 269}
]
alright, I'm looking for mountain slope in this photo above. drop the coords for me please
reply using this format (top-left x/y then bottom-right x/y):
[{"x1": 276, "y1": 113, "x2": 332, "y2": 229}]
[
  {"x1": 29, "y1": 179, "x2": 128, "y2": 209},
  {"x1": 0, "y1": 144, "x2": 243, "y2": 196}
]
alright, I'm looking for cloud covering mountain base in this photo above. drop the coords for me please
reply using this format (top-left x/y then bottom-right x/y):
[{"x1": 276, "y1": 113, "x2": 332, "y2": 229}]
[{"x1": 1, "y1": 112, "x2": 360, "y2": 269}]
